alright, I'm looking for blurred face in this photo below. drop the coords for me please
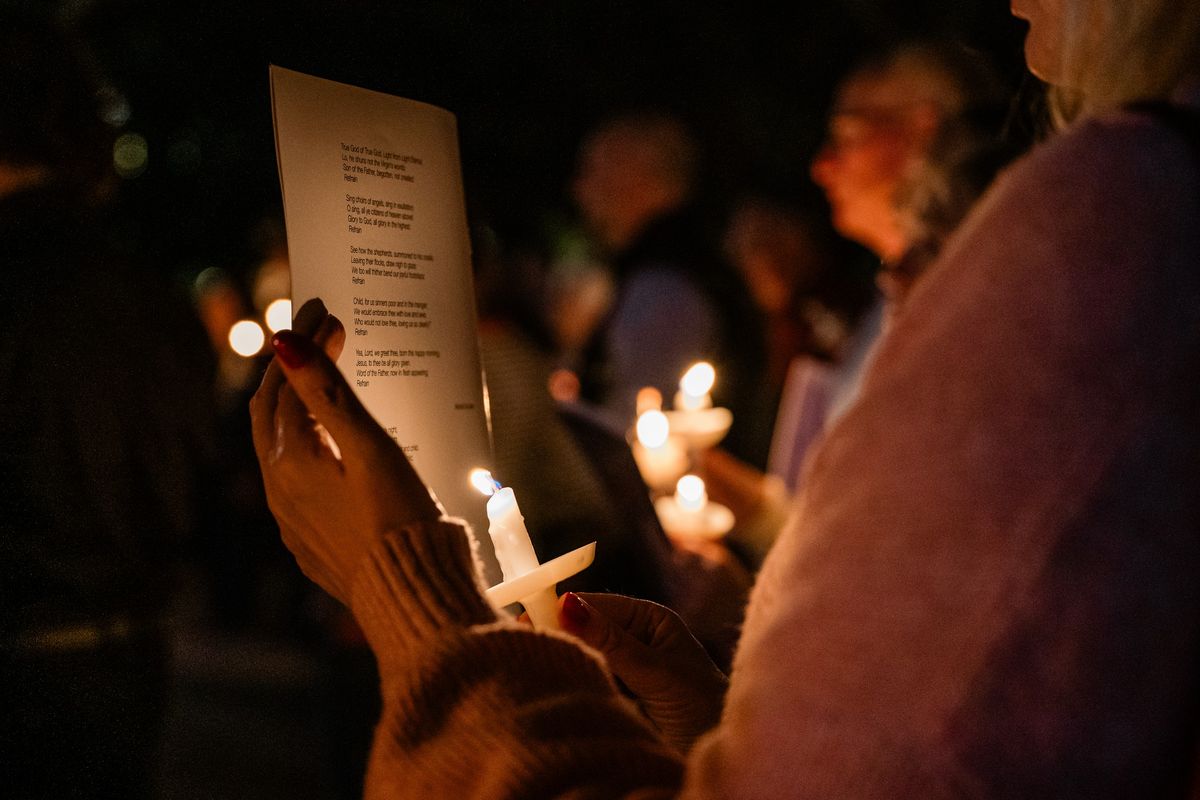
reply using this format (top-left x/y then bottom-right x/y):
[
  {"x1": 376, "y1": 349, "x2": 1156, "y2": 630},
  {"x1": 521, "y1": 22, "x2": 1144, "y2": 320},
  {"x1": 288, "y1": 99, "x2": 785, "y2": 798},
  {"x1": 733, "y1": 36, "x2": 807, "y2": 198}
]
[
  {"x1": 810, "y1": 75, "x2": 926, "y2": 261},
  {"x1": 571, "y1": 130, "x2": 667, "y2": 250},
  {"x1": 724, "y1": 205, "x2": 820, "y2": 315},
  {"x1": 1011, "y1": 0, "x2": 1067, "y2": 82},
  {"x1": 571, "y1": 132, "x2": 624, "y2": 244}
]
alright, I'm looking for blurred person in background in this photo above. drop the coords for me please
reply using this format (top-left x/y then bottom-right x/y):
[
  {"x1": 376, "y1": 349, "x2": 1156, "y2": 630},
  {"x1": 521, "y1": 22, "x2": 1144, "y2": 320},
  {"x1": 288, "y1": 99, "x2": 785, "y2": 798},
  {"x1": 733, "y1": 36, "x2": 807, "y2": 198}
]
[
  {"x1": 540, "y1": 223, "x2": 615, "y2": 402},
  {"x1": 567, "y1": 111, "x2": 763, "y2": 464},
  {"x1": 805, "y1": 37, "x2": 1011, "y2": 419},
  {"x1": 717, "y1": 190, "x2": 876, "y2": 471},
  {"x1": 702, "y1": 38, "x2": 1018, "y2": 565},
  {"x1": 0, "y1": 11, "x2": 219, "y2": 798}
]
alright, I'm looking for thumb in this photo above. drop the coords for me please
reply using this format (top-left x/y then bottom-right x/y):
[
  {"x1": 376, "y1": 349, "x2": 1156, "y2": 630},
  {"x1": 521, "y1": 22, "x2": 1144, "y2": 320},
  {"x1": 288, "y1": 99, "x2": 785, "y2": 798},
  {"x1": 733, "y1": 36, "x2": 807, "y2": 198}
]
[{"x1": 270, "y1": 327, "x2": 377, "y2": 454}]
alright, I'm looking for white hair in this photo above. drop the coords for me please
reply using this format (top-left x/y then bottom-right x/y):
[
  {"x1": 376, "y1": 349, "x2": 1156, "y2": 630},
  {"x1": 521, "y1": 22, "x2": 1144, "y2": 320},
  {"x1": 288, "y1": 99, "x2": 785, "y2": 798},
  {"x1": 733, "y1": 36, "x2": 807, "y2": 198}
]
[{"x1": 1054, "y1": 0, "x2": 1200, "y2": 120}]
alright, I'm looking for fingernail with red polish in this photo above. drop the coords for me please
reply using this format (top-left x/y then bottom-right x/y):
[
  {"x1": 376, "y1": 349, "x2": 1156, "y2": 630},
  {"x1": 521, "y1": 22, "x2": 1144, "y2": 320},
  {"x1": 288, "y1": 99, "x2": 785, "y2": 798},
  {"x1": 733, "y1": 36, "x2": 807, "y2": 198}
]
[
  {"x1": 272, "y1": 330, "x2": 315, "y2": 368},
  {"x1": 560, "y1": 592, "x2": 589, "y2": 632}
]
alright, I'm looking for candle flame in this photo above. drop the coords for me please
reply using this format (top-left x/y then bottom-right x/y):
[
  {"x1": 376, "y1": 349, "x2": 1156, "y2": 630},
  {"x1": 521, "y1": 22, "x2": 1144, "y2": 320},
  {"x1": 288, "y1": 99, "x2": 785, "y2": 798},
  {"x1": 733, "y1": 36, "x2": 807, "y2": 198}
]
[
  {"x1": 680, "y1": 361, "x2": 716, "y2": 397},
  {"x1": 469, "y1": 468, "x2": 502, "y2": 497},
  {"x1": 675, "y1": 474, "x2": 707, "y2": 512},
  {"x1": 265, "y1": 298, "x2": 293, "y2": 333},
  {"x1": 636, "y1": 409, "x2": 670, "y2": 448}
]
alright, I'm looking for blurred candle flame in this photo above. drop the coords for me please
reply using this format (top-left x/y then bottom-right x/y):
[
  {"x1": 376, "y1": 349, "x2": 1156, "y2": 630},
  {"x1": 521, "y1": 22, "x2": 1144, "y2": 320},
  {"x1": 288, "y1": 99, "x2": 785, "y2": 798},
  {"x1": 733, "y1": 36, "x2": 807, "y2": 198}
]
[
  {"x1": 675, "y1": 474, "x2": 707, "y2": 512},
  {"x1": 264, "y1": 298, "x2": 293, "y2": 333},
  {"x1": 636, "y1": 409, "x2": 670, "y2": 449},
  {"x1": 228, "y1": 319, "x2": 266, "y2": 357},
  {"x1": 680, "y1": 362, "x2": 716, "y2": 398}
]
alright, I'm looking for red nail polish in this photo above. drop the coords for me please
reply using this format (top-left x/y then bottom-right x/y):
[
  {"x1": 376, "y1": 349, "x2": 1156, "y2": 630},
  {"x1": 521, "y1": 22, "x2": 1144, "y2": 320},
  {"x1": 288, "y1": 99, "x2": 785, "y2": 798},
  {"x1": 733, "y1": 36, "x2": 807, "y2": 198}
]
[
  {"x1": 560, "y1": 592, "x2": 589, "y2": 631},
  {"x1": 272, "y1": 330, "x2": 315, "y2": 368}
]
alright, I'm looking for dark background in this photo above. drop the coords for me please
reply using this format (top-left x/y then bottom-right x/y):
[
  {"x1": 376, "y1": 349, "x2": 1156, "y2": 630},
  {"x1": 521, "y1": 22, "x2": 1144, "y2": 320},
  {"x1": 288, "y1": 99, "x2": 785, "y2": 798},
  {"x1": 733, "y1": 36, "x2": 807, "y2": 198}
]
[{"x1": 57, "y1": 0, "x2": 1029, "y2": 291}]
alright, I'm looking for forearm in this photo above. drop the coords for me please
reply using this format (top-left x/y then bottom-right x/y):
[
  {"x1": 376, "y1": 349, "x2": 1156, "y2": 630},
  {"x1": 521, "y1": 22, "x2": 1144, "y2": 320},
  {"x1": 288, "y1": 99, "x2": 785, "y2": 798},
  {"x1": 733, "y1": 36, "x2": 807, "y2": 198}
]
[{"x1": 350, "y1": 520, "x2": 684, "y2": 798}]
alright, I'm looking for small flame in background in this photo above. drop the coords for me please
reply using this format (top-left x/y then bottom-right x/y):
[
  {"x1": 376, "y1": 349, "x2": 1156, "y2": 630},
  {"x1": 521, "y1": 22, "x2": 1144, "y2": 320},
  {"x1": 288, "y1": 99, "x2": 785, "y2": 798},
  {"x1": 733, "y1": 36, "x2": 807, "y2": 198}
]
[
  {"x1": 675, "y1": 474, "x2": 707, "y2": 511},
  {"x1": 636, "y1": 409, "x2": 670, "y2": 449},
  {"x1": 680, "y1": 361, "x2": 716, "y2": 397},
  {"x1": 228, "y1": 319, "x2": 266, "y2": 357},
  {"x1": 470, "y1": 468, "x2": 503, "y2": 497},
  {"x1": 265, "y1": 298, "x2": 293, "y2": 333}
]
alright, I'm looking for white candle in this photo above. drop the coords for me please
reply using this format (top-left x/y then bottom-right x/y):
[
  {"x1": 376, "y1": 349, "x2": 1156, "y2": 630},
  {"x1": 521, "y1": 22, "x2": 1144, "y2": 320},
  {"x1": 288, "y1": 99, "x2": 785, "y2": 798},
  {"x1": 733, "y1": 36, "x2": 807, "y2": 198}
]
[
  {"x1": 674, "y1": 474, "x2": 708, "y2": 514},
  {"x1": 674, "y1": 361, "x2": 715, "y2": 411},
  {"x1": 637, "y1": 409, "x2": 670, "y2": 449},
  {"x1": 632, "y1": 409, "x2": 688, "y2": 489},
  {"x1": 470, "y1": 469, "x2": 560, "y2": 631},
  {"x1": 485, "y1": 487, "x2": 541, "y2": 577},
  {"x1": 654, "y1": 472, "x2": 734, "y2": 541}
]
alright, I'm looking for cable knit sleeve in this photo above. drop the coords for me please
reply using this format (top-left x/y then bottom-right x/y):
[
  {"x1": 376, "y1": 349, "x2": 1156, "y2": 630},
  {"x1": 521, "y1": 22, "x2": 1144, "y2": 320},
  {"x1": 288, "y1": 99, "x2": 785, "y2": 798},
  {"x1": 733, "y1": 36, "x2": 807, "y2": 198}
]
[{"x1": 349, "y1": 518, "x2": 684, "y2": 799}]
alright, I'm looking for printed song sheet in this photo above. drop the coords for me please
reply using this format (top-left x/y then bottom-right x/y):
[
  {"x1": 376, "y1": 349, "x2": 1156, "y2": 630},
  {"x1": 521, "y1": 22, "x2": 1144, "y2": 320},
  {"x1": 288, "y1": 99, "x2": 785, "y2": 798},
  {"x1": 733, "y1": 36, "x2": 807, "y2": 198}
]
[{"x1": 270, "y1": 66, "x2": 497, "y2": 578}]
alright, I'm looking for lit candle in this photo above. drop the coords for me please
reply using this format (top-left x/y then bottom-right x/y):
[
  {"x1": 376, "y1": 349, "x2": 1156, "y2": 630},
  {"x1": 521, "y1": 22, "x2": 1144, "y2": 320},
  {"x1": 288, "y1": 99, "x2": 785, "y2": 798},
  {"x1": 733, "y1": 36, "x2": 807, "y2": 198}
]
[
  {"x1": 664, "y1": 361, "x2": 732, "y2": 451},
  {"x1": 653, "y1": 472, "x2": 735, "y2": 540},
  {"x1": 632, "y1": 408, "x2": 688, "y2": 490},
  {"x1": 637, "y1": 409, "x2": 671, "y2": 450},
  {"x1": 469, "y1": 469, "x2": 560, "y2": 631},
  {"x1": 674, "y1": 361, "x2": 715, "y2": 411},
  {"x1": 674, "y1": 474, "x2": 708, "y2": 514}
]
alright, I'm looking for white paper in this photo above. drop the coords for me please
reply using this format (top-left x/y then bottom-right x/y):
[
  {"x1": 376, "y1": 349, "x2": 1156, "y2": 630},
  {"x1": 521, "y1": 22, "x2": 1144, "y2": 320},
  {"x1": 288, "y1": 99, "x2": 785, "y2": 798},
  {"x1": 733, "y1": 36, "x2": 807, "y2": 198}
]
[{"x1": 270, "y1": 65, "x2": 498, "y2": 580}]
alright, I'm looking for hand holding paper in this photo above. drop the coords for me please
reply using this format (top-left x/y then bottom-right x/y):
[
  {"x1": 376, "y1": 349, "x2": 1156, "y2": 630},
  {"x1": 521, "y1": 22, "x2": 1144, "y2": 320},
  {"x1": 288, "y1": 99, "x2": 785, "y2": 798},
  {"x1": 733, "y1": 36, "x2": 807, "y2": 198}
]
[{"x1": 250, "y1": 299, "x2": 445, "y2": 605}]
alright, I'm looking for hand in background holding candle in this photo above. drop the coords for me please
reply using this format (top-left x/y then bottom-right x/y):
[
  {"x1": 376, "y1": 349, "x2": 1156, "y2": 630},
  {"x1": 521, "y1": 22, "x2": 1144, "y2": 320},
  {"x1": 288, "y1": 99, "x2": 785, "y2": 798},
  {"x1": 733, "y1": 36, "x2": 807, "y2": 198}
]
[
  {"x1": 695, "y1": 446, "x2": 773, "y2": 522},
  {"x1": 250, "y1": 298, "x2": 444, "y2": 604}
]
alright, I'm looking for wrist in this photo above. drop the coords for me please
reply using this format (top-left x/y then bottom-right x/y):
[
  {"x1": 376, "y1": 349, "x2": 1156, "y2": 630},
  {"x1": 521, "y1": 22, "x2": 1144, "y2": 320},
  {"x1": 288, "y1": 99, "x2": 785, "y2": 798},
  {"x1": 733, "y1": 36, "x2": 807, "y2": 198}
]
[{"x1": 350, "y1": 518, "x2": 498, "y2": 675}]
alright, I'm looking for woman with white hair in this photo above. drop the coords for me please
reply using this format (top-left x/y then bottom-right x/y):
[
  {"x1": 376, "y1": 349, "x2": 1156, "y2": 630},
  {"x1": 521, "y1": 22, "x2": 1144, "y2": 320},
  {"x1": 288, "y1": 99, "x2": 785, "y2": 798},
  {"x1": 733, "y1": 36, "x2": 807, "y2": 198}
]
[{"x1": 250, "y1": 1, "x2": 1200, "y2": 796}]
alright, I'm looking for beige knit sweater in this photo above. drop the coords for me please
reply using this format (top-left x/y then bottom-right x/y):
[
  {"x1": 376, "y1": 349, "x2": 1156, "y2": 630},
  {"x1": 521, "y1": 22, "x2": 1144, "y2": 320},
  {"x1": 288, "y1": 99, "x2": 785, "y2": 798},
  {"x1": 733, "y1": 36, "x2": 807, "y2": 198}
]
[{"x1": 348, "y1": 108, "x2": 1200, "y2": 798}]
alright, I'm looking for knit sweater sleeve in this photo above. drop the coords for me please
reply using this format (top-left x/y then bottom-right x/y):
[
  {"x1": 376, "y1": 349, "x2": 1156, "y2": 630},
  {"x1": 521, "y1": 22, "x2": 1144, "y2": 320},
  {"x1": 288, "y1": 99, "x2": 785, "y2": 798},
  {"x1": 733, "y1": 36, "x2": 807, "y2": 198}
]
[{"x1": 349, "y1": 518, "x2": 684, "y2": 799}]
